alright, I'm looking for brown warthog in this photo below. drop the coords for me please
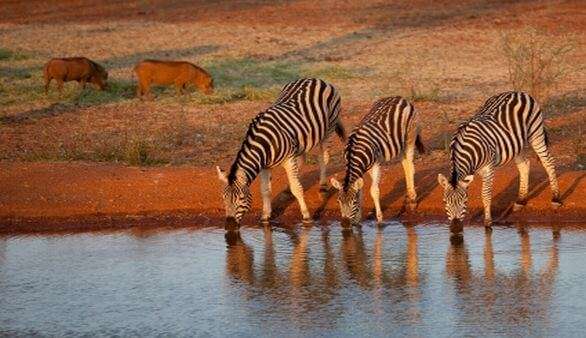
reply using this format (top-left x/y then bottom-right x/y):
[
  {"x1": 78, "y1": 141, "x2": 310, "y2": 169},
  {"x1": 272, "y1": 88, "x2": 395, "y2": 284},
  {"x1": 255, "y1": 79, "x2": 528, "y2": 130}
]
[
  {"x1": 43, "y1": 57, "x2": 108, "y2": 94},
  {"x1": 134, "y1": 60, "x2": 214, "y2": 99}
]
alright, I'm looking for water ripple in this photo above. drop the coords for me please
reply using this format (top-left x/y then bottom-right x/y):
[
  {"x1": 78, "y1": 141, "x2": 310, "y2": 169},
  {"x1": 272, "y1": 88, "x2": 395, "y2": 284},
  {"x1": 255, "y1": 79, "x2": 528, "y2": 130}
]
[{"x1": 1, "y1": 222, "x2": 585, "y2": 336}]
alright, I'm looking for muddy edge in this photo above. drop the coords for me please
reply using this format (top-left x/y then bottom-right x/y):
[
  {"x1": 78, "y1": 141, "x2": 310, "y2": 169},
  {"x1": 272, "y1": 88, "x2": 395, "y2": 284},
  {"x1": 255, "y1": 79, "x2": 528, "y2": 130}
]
[{"x1": 1, "y1": 162, "x2": 584, "y2": 233}]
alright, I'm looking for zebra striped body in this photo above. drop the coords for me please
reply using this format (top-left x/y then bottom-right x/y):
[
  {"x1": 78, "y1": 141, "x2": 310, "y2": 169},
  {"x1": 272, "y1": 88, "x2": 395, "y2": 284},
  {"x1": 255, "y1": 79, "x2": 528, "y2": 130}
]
[
  {"x1": 331, "y1": 96, "x2": 423, "y2": 226},
  {"x1": 217, "y1": 78, "x2": 345, "y2": 226},
  {"x1": 438, "y1": 91, "x2": 561, "y2": 231}
]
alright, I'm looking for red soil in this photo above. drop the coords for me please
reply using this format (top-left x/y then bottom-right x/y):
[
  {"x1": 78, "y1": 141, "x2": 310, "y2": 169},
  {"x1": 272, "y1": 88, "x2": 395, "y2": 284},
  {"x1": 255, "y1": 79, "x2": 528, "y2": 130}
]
[{"x1": 1, "y1": 162, "x2": 583, "y2": 233}]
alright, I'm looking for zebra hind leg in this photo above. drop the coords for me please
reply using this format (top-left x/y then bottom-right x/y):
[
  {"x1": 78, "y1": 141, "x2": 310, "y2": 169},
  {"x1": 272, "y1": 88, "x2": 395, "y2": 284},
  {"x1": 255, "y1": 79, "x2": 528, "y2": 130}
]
[
  {"x1": 317, "y1": 145, "x2": 330, "y2": 192},
  {"x1": 513, "y1": 154, "x2": 530, "y2": 211},
  {"x1": 283, "y1": 157, "x2": 311, "y2": 222},
  {"x1": 259, "y1": 169, "x2": 272, "y2": 222},
  {"x1": 530, "y1": 128, "x2": 562, "y2": 208}
]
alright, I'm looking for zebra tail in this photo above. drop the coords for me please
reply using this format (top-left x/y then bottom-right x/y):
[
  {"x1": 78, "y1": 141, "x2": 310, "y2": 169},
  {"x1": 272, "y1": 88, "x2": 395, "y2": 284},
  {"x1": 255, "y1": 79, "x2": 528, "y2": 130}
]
[
  {"x1": 415, "y1": 134, "x2": 426, "y2": 154},
  {"x1": 335, "y1": 121, "x2": 346, "y2": 141}
]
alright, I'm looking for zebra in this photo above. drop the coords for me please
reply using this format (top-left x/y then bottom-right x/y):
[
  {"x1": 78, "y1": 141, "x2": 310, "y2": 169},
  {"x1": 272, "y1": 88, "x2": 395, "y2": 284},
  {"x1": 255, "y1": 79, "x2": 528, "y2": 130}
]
[
  {"x1": 437, "y1": 91, "x2": 561, "y2": 232},
  {"x1": 330, "y1": 96, "x2": 424, "y2": 227},
  {"x1": 216, "y1": 78, "x2": 345, "y2": 227}
]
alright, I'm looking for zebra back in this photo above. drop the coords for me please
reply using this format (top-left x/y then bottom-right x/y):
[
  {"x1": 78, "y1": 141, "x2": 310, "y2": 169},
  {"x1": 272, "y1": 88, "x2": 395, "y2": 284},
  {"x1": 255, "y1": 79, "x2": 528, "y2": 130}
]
[
  {"x1": 227, "y1": 78, "x2": 342, "y2": 184},
  {"x1": 449, "y1": 91, "x2": 544, "y2": 184},
  {"x1": 343, "y1": 96, "x2": 416, "y2": 189}
]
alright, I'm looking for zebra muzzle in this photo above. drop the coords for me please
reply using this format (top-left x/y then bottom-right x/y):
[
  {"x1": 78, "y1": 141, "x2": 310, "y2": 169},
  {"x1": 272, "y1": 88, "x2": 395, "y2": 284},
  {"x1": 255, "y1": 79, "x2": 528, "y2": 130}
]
[
  {"x1": 225, "y1": 217, "x2": 240, "y2": 231},
  {"x1": 450, "y1": 219, "x2": 464, "y2": 234},
  {"x1": 341, "y1": 218, "x2": 352, "y2": 228}
]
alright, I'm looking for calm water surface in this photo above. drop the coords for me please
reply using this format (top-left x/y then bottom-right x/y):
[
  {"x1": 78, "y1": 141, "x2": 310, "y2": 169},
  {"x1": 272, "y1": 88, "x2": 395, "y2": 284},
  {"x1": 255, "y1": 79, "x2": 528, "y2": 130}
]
[{"x1": 1, "y1": 222, "x2": 586, "y2": 337}]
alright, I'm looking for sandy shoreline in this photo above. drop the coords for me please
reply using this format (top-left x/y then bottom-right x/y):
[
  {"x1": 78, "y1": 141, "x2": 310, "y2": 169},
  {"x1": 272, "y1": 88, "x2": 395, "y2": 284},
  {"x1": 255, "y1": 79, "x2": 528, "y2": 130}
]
[{"x1": 1, "y1": 162, "x2": 583, "y2": 233}]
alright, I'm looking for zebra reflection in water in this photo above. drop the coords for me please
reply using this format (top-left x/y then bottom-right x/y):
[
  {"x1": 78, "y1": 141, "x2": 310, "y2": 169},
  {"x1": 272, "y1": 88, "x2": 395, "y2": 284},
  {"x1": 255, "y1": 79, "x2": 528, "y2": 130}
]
[{"x1": 445, "y1": 224, "x2": 560, "y2": 334}]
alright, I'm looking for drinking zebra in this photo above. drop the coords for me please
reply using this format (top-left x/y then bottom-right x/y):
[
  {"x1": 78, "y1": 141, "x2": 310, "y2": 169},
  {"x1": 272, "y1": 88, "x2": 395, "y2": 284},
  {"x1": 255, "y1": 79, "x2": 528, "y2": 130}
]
[
  {"x1": 437, "y1": 91, "x2": 561, "y2": 232},
  {"x1": 330, "y1": 96, "x2": 424, "y2": 227},
  {"x1": 216, "y1": 78, "x2": 345, "y2": 227}
]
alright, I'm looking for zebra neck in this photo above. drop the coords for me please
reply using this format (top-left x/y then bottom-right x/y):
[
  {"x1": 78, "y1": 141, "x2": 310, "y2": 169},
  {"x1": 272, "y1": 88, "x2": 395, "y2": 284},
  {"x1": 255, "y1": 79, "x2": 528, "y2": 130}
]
[
  {"x1": 228, "y1": 133, "x2": 273, "y2": 186},
  {"x1": 227, "y1": 157, "x2": 260, "y2": 186},
  {"x1": 229, "y1": 166, "x2": 257, "y2": 187},
  {"x1": 450, "y1": 147, "x2": 490, "y2": 180},
  {"x1": 342, "y1": 141, "x2": 377, "y2": 190},
  {"x1": 450, "y1": 165, "x2": 475, "y2": 184},
  {"x1": 450, "y1": 122, "x2": 497, "y2": 179},
  {"x1": 342, "y1": 174, "x2": 363, "y2": 191},
  {"x1": 342, "y1": 158, "x2": 374, "y2": 190}
]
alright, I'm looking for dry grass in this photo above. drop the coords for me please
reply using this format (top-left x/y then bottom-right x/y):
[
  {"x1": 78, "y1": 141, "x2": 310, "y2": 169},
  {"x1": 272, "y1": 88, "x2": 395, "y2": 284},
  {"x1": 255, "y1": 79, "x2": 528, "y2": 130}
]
[
  {"x1": 500, "y1": 27, "x2": 577, "y2": 102},
  {"x1": 0, "y1": 1, "x2": 584, "y2": 169}
]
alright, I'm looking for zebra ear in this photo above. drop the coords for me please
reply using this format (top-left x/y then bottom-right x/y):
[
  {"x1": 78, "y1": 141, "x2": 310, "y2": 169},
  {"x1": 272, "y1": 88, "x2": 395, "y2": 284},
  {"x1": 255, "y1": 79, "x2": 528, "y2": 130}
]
[
  {"x1": 216, "y1": 166, "x2": 228, "y2": 184},
  {"x1": 437, "y1": 174, "x2": 450, "y2": 189},
  {"x1": 353, "y1": 178, "x2": 364, "y2": 190},
  {"x1": 330, "y1": 177, "x2": 343, "y2": 190},
  {"x1": 458, "y1": 175, "x2": 474, "y2": 189}
]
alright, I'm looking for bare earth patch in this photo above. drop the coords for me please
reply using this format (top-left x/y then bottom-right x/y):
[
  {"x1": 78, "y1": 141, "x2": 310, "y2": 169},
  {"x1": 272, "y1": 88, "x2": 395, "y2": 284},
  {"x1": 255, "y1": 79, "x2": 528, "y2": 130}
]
[{"x1": 0, "y1": 161, "x2": 584, "y2": 233}]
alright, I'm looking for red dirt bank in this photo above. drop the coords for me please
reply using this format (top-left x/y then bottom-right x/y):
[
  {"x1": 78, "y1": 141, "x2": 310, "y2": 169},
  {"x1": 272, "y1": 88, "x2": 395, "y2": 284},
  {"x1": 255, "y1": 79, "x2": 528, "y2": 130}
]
[{"x1": 0, "y1": 162, "x2": 584, "y2": 233}]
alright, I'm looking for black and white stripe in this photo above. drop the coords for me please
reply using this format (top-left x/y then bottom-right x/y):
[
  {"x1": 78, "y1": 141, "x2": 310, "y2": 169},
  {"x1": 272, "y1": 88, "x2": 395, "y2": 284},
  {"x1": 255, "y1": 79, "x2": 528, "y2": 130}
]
[
  {"x1": 438, "y1": 91, "x2": 561, "y2": 231},
  {"x1": 217, "y1": 78, "x2": 345, "y2": 226},
  {"x1": 331, "y1": 96, "x2": 424, "y2": 226}
]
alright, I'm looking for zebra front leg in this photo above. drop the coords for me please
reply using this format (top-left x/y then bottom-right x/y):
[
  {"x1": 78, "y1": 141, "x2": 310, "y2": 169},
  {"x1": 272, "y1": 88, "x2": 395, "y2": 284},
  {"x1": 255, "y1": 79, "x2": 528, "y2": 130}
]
[
  {"x1": 530, "y1": 131, "x2": 561, "y2": 208},
  {"x1": 317, "y1": 145, "x2": 330, "y2": 192},
  {"x1": 283, "y1": 157, "x2": 311, "y2": 222},
  {"x1": 401, "y1": 145, "x2": 417, "y2": 211},
  {"x1": 260, "y1": 169, "x2": 272, "y2": 222},
  {"x1": 513, "y1": 154, "x2": 530, "y2": 211},
  {"x1": 480, "y1": 166, "x2": 495, "y2": 227},
  {"x1": 369, "y1": 163, "x2": 383, "y2": 223}
]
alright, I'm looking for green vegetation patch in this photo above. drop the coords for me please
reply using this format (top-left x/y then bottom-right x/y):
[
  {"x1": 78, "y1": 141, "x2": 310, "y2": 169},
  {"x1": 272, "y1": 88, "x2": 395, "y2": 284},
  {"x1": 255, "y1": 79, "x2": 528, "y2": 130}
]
[
  {"x1": 195, "y1": 56, "x2": 363, "y2": 104},
  {"x1": 304, "y1": 64, "x2": 359, "y2": 80},
  {"x1": 0, "y1": 48, "x2": 29, "y2": 61}
]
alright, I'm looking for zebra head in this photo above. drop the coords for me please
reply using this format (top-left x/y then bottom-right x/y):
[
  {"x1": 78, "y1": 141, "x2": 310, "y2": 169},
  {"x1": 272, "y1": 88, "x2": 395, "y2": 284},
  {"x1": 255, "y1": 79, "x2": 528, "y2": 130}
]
[
  {"x1": 437, "y1": 173, "x2": 474, "y2": 232},
  {"x1": 331, "y1": 177, "x2": 364, "y2": 228},
  {"x1": 217, "y1": 166, "x2": 252, "y2": 227}
]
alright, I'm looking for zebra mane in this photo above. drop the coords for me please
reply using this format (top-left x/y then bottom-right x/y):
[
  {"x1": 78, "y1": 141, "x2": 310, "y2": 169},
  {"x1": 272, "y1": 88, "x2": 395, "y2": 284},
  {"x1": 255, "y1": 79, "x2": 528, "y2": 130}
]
[
  {"x1": 342, "y1": 130, "x2": 360, "y2": 190},
  {"x1": 449, "y1": 168, "x2": 459, "y2": 188},
  {"x1": 448, "y1": 121, "x2": 471, "y2": 188},
  {"x1": 227, "y1": 111, "x2": 267, "y2": 184}
]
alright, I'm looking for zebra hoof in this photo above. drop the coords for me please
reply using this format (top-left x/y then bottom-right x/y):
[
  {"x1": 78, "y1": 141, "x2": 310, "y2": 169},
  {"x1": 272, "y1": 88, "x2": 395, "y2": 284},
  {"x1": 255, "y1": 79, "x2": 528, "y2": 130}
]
[
  {"x1": 484, "y1": 226, "x2": 493, "y2": 234},
  {"x1": 513, "y1": 202, "x2": 526, "y2": 212},
  {"x1": 302, "y1": 217, "x2": 313, "y2": 224},
  {"x1": 450, "y1": 220, "x2": 464, "y2": 234},
  {"x1": 407, "y1": 201, "x2": 418, "y2": 212},
  {"x1": 484, "y1": 219, "x2": 493, "y2": 228},
  {"x1": 260, "y1": 216, "x2": 271, "y2": 224},
  {"x1": 402, "y1": 199, "x2": 417, "y2": 213},
  {"x1": 551, "y1": 200, "x2": 563, "y2": 209},
  {"x1": 365, "y1": 210, "x2": 376, "y2": 220}
]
